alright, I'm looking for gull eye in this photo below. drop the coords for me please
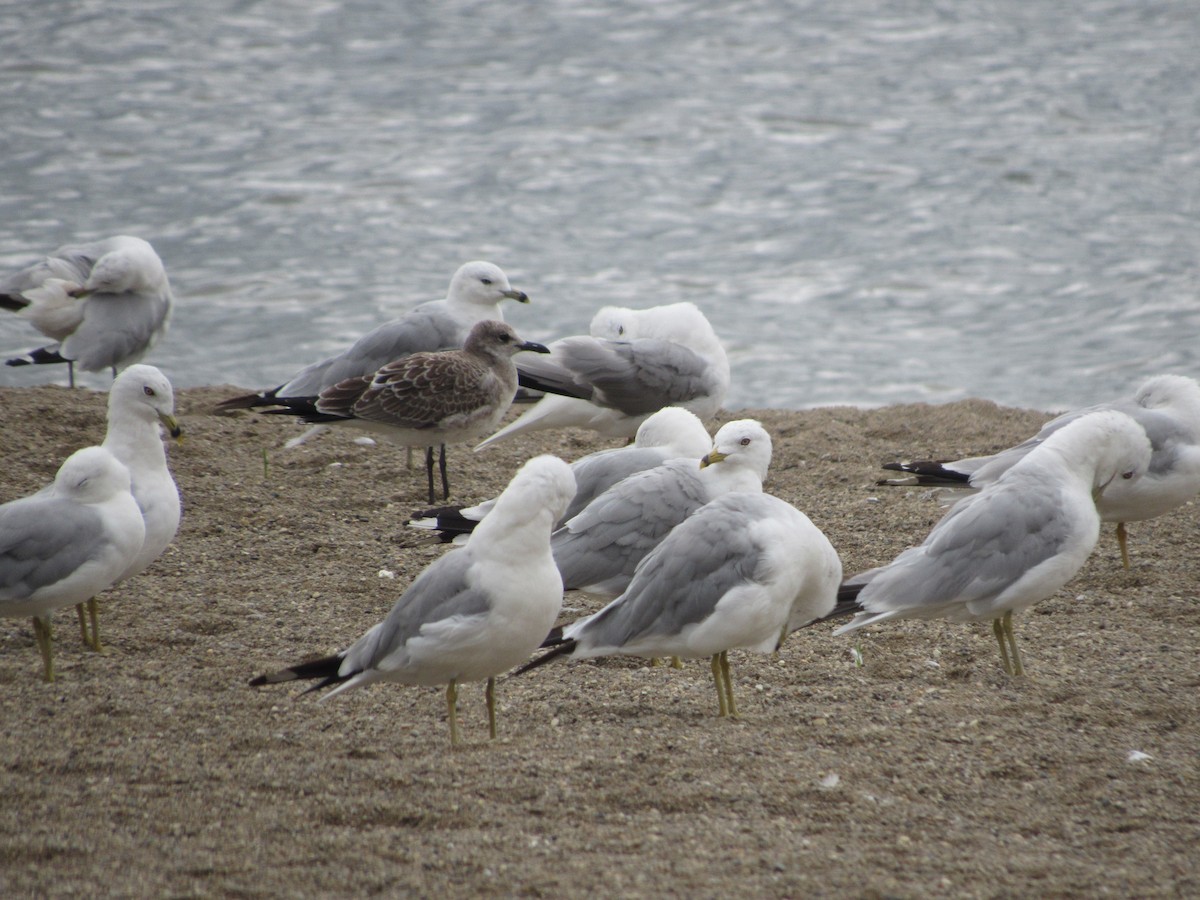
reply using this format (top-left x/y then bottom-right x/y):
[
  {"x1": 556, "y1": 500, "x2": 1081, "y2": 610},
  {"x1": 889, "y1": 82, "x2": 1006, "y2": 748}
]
[
  {"x1": 143, "y1": 386, "x2": 155, "y2": 397},
  {"x1": 1121, "y1": 471, "x2": 1135, "y2": 480},
  {"x1": 617, "y1": 325, "x2": 625, "y2": 336},
  {"x1": 740, "y1": 437, "x2": 751, "y2": 446},
  {"x1": 480, "y1": 278, "x2": 493, "y2": 285}
]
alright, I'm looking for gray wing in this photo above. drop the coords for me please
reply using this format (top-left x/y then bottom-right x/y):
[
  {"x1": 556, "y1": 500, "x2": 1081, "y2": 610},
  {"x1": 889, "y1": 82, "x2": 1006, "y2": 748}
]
[
  {"x1": 552, "y1": 460, "x2": 707, "y2": 592},
  {"x1": 340, "y1": 549, "x2": 490, "y2": 672},
  {"x1": 518, "y1": 336, "x2": 720, "y2": 416},
  {"x1": 563, "y1": 446, "x2": 669, "y2": 522},
  {"x1": 0, "y1": 496, "x2": 107, "y2": 599},
  {"x1": 62, "y1": 291, "x2": 171, "y2": 371},
  {"x1": 577, "y1": 500, "x2": 761, "y2": 648},
  {"x1": 279, "y1": 301, "x2": 465, "y2": 397},
  {"x1": 859, "y1": 476, "x2": 1073, "y2": 613}
]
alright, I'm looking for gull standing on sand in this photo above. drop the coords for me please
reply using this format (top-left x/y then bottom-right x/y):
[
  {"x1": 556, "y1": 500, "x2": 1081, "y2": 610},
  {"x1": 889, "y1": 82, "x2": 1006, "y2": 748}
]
[
  {"x1": 476, "y1": 301, "x2": 729, "y2": 449},
  {"x1": 1, "y1": 446, "x2": 145, "y2": 681},
  {"x1": 832, "y1": 410, "x2": 1152, "y2": 676},
  {"x1": 71, "y1": 364, "x2": 182, "y2": 650},
  {"x1": 518, "y1": 491, "x2": 842, "y2": 718},
  {"x1": 878, "y1": 374, "x2": 1200, "y2": 568},
  {"x1": 249, "y1": 455, "x2": 575, "y2": 746},
  {"x1": 551, "y1": 419, "x2": 772, "y2": 598},
  {"x1": 1, "y1": 235, "x2": 173, "y2": 387},
  {"x1": 409, "y1": 406, "x2": 713, "y2": 543},
  {"x1": 262, "y1": 321, "x2": 550, "y2": 503}
]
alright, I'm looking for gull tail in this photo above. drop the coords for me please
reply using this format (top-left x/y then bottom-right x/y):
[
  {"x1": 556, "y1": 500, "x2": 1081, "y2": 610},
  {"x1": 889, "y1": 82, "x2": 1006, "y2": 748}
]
[
  {"x1": 248, "y1": 653, "x2": 349, "y2": 695},
  {"x1": 6, "y1": 345, "x2": 68, "y2": 368},
  {"x1": 259, "y1": 396, "x2": 348, "y2": 424},
  {"x1": 512, "y1": 639, "x2": 577, "y2": 676},
  {"x1": 0, "y1": 293, "x2": 29, "y2": 312},
  {"x1": 215, "y1": 386, "x2": 287, "y2": 413},
  {"x1": 407, "y1": 506, "x2": 480, "y2": 543},
  {"x1": 877, "y1": 460, "x2": 971, "y2": 487}
]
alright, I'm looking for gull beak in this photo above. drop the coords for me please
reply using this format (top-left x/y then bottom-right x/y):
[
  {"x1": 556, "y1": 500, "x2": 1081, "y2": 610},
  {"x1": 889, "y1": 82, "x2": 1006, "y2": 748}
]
[
  {"x1": 700, "y1": 448, "x2": 727, "y2": 469},
  {"x1": 518, "y1": 340, "x2": 551, "y2": 354},
  {"x1": 67, "y1": 286, "x2": 93, "y2": 299},
  {"x1": 160, "y1": 412, "x2": 183, "y2": 441},
  {"x1": 503, "y1": 289, "x2": 530, "y2": 303}
]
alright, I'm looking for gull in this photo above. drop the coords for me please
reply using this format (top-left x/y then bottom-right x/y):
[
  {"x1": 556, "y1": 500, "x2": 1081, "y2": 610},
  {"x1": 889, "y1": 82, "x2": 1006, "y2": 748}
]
[
  {"x1": 249, "y1": 454, "x2": 575, "y2": 746},
  {"x1": 551, "y1": 419, "x2": 772, "y2": 598},
  {"x1": 476, "y1": 301, "x2": 729, "y2": 449},
  {"x1": 516, "y1": 491, "x2": 842, "y2": 718},
  {"x1": 833, "y1": 410, "x2": 1152, "y2": 676},
  {"x1": 2, "y1": 235, "x2": 173, "y2": 387},
  {"x1": 262, "y1": 320, "x2": 550, "y2": 503},
  {"x1": 74, "y1": 364, "x2": 182, "y2": 650},
  {"x1": 879, "y1": 374, "x2": 1200, "y2": 568},
  {"x1": 1, "y1": 446, "x2": 145, "y2": 681},
  {"x1": 216, "y1": 260, "x2": 529, "y2": 458},
  {"x1": 408, "y1": 406, "x2": 712, "y2": 544}
]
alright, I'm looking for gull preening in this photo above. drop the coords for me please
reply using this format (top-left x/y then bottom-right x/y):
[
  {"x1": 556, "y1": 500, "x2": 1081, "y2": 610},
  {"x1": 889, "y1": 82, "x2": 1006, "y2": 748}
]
[
  {"x1": 834, "y1": 410, "x2": 1153, "y2": 675},
  {"x1": 878, "y1": 374, "x2": 1200, "y2": 568},
  {"x1": 476, "y1": 301, "x2": 729, "y2": 449},
  {"x1": 518, "y1": 491, "x2": 842, "y2": 718},
  {"x1": 249, "y1": 455, "x2": 575, "y2": 746},
  {"x1": 409, "y1": 406, "x2": 712, "y2": 544},
  {"x1": 551, "y1": 419, "x2": 772, "y2": 598},
  {"x1": 1, "y1": 235, "x2": 173, "y2": 387},
  {"x1": 1, "y1": 446, "x2": 145, "y2": 681},
  {"x1": 262, "y1": 320, "x2": 550, "y2": 503}
]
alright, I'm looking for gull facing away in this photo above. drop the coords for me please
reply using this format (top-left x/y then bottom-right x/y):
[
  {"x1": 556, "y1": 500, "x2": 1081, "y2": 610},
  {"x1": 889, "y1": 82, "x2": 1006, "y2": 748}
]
[
  {"x1": 879, "y1": 374, "x2": 1200, "y2": 568},
  {"x1": 517, "y1": 492, "x2": 842, "y2": 718},
  {"x1": 476, "y1": 301, "x2": 729, "y2": 449},
  {"x1": 409, "y1": 406, "x2": 713, "y2": 544},
  {"x1": 551, "y1": 419, "x2": 772, "y2": 599},
  {"x1": 1, "y1": 235, "x2": 174, "y2": 387},
  {"x1": 833, "y1": 410, "x2": 1152, "y2": 676},
  {"x1": 216, "y1": 260, "x2": 529, "y2": 454},
  {"x1": 74, "y1": 364, "x2": 182, "y2": 650},
  {"x1": 262, "y1": 321, "x2": 550, "y2": 503},
  {"x1": 249, "y1": 455, "x2": 575, "y2": 746},
  {"x1": 1, "y1": 446, "x2": 145, "y2": 681}
]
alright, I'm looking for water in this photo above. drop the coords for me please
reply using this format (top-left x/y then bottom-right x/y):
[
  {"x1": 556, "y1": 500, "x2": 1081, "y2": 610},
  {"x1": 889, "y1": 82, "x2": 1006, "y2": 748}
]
[{"x1": 2, "y1": 0, "x2": 1198, "y2": 413}]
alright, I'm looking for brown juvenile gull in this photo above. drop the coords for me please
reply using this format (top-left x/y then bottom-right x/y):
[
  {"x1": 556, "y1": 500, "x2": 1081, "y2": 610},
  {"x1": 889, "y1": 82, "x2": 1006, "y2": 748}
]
[
  {"x1": 249, "y1": 454, "x2": 575, "y2": 747},
  {"x1": 264, "y1": 320, "x2": 549, "y2": 502},
  {"x1": 1, "y1": 235, "x2": 174, "y2": 387}
]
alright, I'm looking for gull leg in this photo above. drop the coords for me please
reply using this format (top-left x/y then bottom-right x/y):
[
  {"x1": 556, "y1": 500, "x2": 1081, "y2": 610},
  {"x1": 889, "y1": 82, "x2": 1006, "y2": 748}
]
[
  {"x1": 669, "y1": 656, "x2": 683, "y2": 669},
  {"x1": 446, "y1": 679, "x2": 461, "y2": 747},
  {"x1": 77, "y1": 604, "x2": 90, "y2": 646},
  {"x1": 720, "y1": 651, "x2": 739, "y2": 719},
  {"x1": 424, "y1": 446, "x2": 436, "y2": 505},
  {"x1": 68, "y1": 361, "x2": 75, "y2": 389},
  {"x1": 405, "y1": 447, "x2": 413, "y2": 469},
  {"x1": 32, "y1": 616, "x2": 55, "y2": 682},
  {"x1": 438, "y1": 444, "x2": 449, "y2": 501},
  {"x1": 1117, "y1": 522, "x2": 1130, "y2": 569},
  {"x1": 650, "y1": 657, "x2": 663, "y2": 667},
  {"x1": 711, "y1": 654, "x2": 728, "y2": 717},
  {"x1": 992, "y1": 618, "x2": 1013, "y2": 675},
  {"x1": 486, "y1": 676, "x2": 497, "y2": 740},
  {"x1": 1001, "y1": 611, "x2": 1025, "y2": 677},
  {"x1": 86, "y1": 598, "x2": 102, "y2": 652}
]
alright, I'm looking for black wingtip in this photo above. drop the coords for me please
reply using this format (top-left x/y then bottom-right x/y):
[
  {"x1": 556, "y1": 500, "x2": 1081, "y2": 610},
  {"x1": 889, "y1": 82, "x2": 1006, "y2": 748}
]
[
  {"x1": 6, "y1": 346, "x2": 67, "y2": 367},
  {"x1": 249, "y1": 653, "x2": 347, "y2": 689},
  {"x1": 878, "y1": 460, "x2": 971, "y2": 486},
  {"x1": 512, "y1": 639, "x2": 577, "y2": 676},
  {"x1": 516, "y1": 369, "x2": 594, "y2": 401},
  {"x1": 215, "y1": 387, "x2": 285, "y2": 413},
  {"x1": 539, "y1": 624, "x2": 566, "y2": 648},
  {"x1": 796, "y1": 583, "x2": 867, "y2": 631}
]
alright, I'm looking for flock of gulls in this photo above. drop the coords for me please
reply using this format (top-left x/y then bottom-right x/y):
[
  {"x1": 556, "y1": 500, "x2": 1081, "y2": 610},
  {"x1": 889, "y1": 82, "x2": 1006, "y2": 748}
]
[{"x1": 3, "y1": 236, "x2": 1200, "y2": 745}]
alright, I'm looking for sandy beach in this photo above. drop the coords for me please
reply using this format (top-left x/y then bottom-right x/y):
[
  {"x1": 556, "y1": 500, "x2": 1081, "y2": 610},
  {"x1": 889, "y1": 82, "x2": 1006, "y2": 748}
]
[{"x1": 1, "y1": 383, "x2": 1197, "y2": 897}]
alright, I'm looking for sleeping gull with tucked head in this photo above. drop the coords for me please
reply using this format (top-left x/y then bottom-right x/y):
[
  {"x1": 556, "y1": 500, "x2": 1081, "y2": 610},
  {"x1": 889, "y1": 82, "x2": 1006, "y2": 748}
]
[
  {"x1": 517, "y1": 491, "x2": 842, "y2": 718},
  {"x1": 833, "y1": 410, "x2": 1152, "y2": 676},
  {"x1": 261, "y1": 320, "x2": 549, "y2": 503},
  {"x1": 1, "y1": 235, "x2": 173, "y2": 387},
  {"x1": 878, "y1": 374, "x2": 1200, "y2": 568},
  {"x1": 1, "y1": 446, "x2": 145, "y2": 681},
  {"x1": 476, "y1": 301, "x2": 728, "y2": 448},
  {"x1": 249, "y1": 454, "x2": 576, "y2": 746},
  {"x1": 409, "y1": 406, "x2": 712, "y2": 544}
]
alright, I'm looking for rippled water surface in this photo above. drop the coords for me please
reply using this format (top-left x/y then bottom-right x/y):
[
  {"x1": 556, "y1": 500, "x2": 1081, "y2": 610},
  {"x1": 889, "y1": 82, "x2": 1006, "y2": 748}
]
[{"x1": 2, "y1": 0, "x2": 1198, "y2": 412}]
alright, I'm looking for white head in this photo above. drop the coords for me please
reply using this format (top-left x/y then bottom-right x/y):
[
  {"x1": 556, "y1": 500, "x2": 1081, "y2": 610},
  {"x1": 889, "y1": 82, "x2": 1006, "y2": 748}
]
[
  {"x1": 1043, "y1": 410, "x2": 1151, "y2": 497},
  {"x1": 54, "y1": 446, "x2": 132, "y2": 504},
  {"x1": 445, "y1": 261, "x2": 529, "y2": 310},
  {"x1": 634, "y1": 406, "x2": 711, "y2": 458},
  {"x1": 1133, "y1": 374, "x2": 1200, "y2": 418},
  {"x1": 109, "y1": 364, "x2": 180, "y2": 437},
  {"x1": 700, "y1": 419, "x2": 773, "y2": 485},
  {"x1": 474, "y1": 455, "x2": 577, "y2": 543},
  {"x1": 589, "y1": 305, "x2": 638, "y2": 340},
  {"x1": 83, "y1": 236, "x2": 168, "y2": 295},
  {"x1": 624, "y1": 302, "x2": 719, "y2": 345}
]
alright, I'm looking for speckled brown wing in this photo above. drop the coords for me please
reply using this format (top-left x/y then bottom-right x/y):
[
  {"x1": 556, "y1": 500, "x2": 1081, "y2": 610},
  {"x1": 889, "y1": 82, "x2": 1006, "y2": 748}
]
[{"x1": 347, "y1": 351, "x2": 507, "y2": 430}]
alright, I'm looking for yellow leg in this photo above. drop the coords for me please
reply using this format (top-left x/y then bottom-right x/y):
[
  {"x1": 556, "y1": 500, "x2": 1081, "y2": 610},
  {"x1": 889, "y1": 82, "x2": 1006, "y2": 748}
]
[
  {"x1": 710, "y1": 654, "x2": 728, "y2": 717},
  {"x1": 32, "y1": 617, "x2": 55, "y2": 682},
  {"x1": 669, "y1": 656, "x2": 683, "y2": 669},
  {"x1": 77, "y1": 604, "x2": 89, "y2": 646},
  {"x1": 650, "y1": 657, "x2": 663, "y2": 667},
  {"x1": 719, "y1": 651, "x2": 739, "y2": 719},
  {"x1": 1001, "y1": 611, "x2": 1025, "y2": 677},
  {"x1": 1117, "y1": 522, "x2": 1130, "y2": 569},
  {"x1": 486, "y1": 676, "x2": 497, "y2": 740},
  {"x1": 446, "y1": 679, "x2": 460, "y2": 747},
  {"x1": 87, "y1": 598, "x2": 102, "y2": 652},
  {"x1": 992, "y1": 617, "x2": 1013, "y2": 675}
]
